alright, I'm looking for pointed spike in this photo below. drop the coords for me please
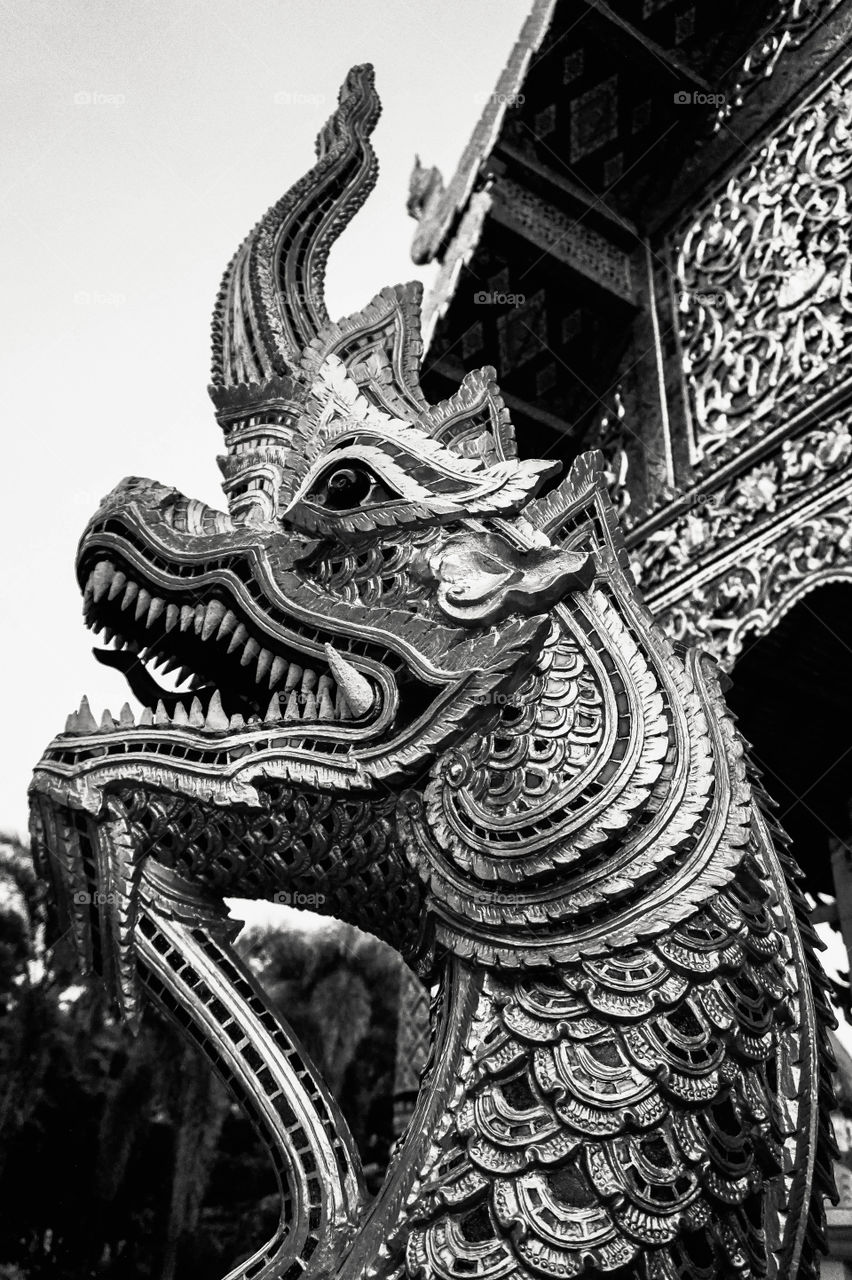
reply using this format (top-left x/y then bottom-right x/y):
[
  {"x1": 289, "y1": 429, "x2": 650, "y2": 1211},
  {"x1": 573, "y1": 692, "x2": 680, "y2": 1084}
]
[
  {"x1": 65, "y1": 711, "x2": 79, "y2": 734},
  {"x1": 189, "y1": 696, "x2": 205, "y2": 728},
  {"x1": 216, "y1": 609, "x2": 239, "y2": 641},
  {"x1": 193, "y1": 602, "x2": 207, "y2": 634},
  {"x1": 229, "y1": 712, "x2": 245, "y2": 730},
  {"x1": 164, "y1": 603, "x2": 180, "y2": 632},
  {"x1": 134, "y1": 588, "x2": 152, "y2": 621},
  {"x1": 265, "y1": 692, "x2": 281, "y2": 723},
  {"x1": 318, "y1": 688, "x2": 335, "y2": 722},
  {"x1": 147, "y1": 597, "x2": 165, "y2": 628},
  {"x1": 118, "y1": 702, "x2": 135, "y2": 728},
  {"x1": 77, "y1": 695, "x2": 98, "y2": 734},
  {"x1": 227, "y1": 623, "x2": 248, "y2": 655},
  {"x1": 201, "y1": 600, "x2": 226, "y2": 640},
  {"x1": 255, "y1": 648, "x2": 273, "y2": 683},
  {"x1": 179, "y1": 605, "x2": 194, "y2": 632},
  {"x1": 284, "y1": 689, "x2": 301, "y2": 721},
  {"x1": 269, "y1": 656, "x2": 288, "y2": 689},
  {"x1": 92, "y1": 561, "x2": 115, "y2": 602},
  {"x1": 99, "y1": 708, "x2": 117, "y2": 732},
  {"x1": 240, "y1": 638, "x2": 260, "y2": 668},
  {"x1": 284, "y1": 663, "x2": 303, "y2": 692},
  {"x1": 205, "y1": 689, "x2": 229, "y2": 731},
  {"x1": 323, "y1": 643, "x2": 374, "y2": 718},
  {"x1": 172, "y1": 701, "x2": 189, "y2": 725},
  {"x1": 139, "y1": 706, "x2": 154, "y2": 726},
  {"x1": 154, "y1": 699, "x2": 170, "y2": 727},
  {"x1": 301, "y1": 690, "x2": 318, "y2": 720},
  {"x1": 121, "y1": 581, "x2": 139, "y2": 611},
  {"x1": 107, "y1": 570, "x2": 127, "y2": 601},
  {"x1": 300, "y1": 667, "x2": 318, "y2": 693},
  {"x1": 316, "y1": 674, "x2": 334, "y2": 700}
]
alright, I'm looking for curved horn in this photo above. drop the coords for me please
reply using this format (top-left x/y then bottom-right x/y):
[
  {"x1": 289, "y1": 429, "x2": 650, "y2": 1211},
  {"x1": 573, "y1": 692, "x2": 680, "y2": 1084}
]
[{"x1": 211, "y1": 64, "x2": 381, "y2": 391}]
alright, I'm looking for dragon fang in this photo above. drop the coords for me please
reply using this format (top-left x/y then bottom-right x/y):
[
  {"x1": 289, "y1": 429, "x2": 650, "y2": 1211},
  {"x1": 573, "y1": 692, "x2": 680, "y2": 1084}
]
[{"x1": 30, "y1": 65, "x2": 835, "y2": 1280}]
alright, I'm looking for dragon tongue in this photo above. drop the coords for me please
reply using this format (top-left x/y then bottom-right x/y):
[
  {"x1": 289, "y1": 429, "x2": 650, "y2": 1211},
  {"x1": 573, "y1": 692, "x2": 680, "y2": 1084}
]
[{"x1": 323, "y1": 644, "x2": 374, "y2": 719}]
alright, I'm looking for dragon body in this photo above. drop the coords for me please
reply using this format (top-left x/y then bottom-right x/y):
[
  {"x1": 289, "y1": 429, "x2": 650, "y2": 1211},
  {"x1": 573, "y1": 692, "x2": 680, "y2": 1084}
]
[{"x1": 30, "y1": 67, "x2": 835, "y2": 1280}]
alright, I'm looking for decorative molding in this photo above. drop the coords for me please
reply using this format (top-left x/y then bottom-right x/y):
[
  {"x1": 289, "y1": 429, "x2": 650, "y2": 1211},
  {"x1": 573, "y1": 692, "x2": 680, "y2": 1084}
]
[
  {"x1": 669, "y1": 59, "x2": 852, "y2": 470},
  {"x1": 491, "y1": 176, "x2": 636, "y2": 302},
  {"x1": 715, "y1": 0, "x2": 845, "y2": 129}
]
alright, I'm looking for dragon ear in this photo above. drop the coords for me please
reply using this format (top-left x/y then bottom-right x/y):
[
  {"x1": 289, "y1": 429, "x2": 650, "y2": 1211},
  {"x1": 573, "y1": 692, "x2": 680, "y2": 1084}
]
[{"x1": 524, "y1": 450, "x2": 632, "y2": 577}]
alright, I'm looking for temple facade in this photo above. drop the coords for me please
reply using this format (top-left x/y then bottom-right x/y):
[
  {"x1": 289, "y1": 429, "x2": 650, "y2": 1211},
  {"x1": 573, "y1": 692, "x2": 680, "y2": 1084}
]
[{"x1": 403, "y1": 2, "x2": 852, "y2": 1270}]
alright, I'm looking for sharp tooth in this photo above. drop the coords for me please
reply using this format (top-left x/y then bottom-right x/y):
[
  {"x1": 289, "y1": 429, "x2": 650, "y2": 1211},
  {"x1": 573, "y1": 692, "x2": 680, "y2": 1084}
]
[
  {"x1": 92, "y1": 562, "x2": 115, "y2": 602},
  {"x1": 284, "y1": 690, "x2": 301, "y2": 721},
  {"x1": 64, "y1": 710, "x2": 79, "y2": 734},
  {"x1": 188, "y1": 697, "x2": 205, "y2": 728},
  {"x1": 318, "y1": 688, "x2": 335, "y2": 722},
  {"x1": 135, "y1": 588, "x2": 152, "y2": 621},
  {"x1": 122, "y1": 581, "x2": 139, "y2": 611},
  {"x1": 265, "y1": 692, "x2": 281, "y2": 722},
  {"x1": 100, "y1": 709, "x2": 117, "y2": 731},
  {"x1": 107, "y1": 570, "x2": 127, "y2": 601},
  {"x1": 160, "y1": 656, "x2": 181, "y2": 676},
  {"x1": 192, "y1": 603, "x2": 207, "y2": 635},
  {"x1": 165, "y1": 604, "x2": 180, "y2": 632},
  {"x1": 205, "y1": 690, "x2": 229, "y2": 731},
  {"x1": 179, "y1": 605, "x2": 194, "y2": 632},
  {"x1": 301, "y1": 668, "x2": 318, "y2": 693},
  {"x1": 202, "y1": 601, "x2": 226, "y2": 640},
  {"x1": 172, "y1": 701, "x2": 189, "y2": 725},
  {"x1": 118, "y1": 703, "x2": 135, "y2": 727},
  {"x1": 154, "y1": 700, "x2": 170, "y2": 727},
  {"x1": 176, "y1": 665, "x2": 194, "y2": 686},
  {"x1": 317, "y1": 674, "x2": 334, "y2": 700},
  {"x1": 301, "y1": 690, "x2": 318, "y2": 720},
  {"x1": 84, "y1": 571, "x2": 95, "y2": 603},
  {"x1": 255, "y1": 648, "x2": 273, "y2": 683},
  {"x1": 323, "y1": 644, "x2": 374, "y2": 718},
  {"x1": 229, "y1": 713, "x2": 245, "y2": 729},
  {"x1": 147, "y1": 597, "x2": 165, "y2": 627},
  {"x1": 284, "y1": 664, "x2": 303, "y2": 692},
  {"x1": 139, "y1": 707, "x2": 154, "y2": 726},
  {"x1": 240, "y1": 638, "x2": 260, "y2": 668},
  {"x1": 334, "y1": 689, "x2": 352, "y2": 721},
  {"x1": 103, "y1": 626, "x2": 115, "y2": 645},
  {"x1": 269, "y1": 656, "x2": 288, "y2": 689},
  {"x1": 77, "y1": 695, "x2": 98, "y2": 734},
  {"x1": 227, "y1": 623, "x2": 248, "y2": 654},
  {"x1": 216, "y1": 610, "x2": 238, "y2": 641}
]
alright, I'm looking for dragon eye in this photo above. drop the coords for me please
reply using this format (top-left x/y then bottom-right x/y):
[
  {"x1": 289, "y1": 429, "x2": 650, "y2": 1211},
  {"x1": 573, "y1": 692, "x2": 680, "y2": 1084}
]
[{"x1": 309, "y1": 459, "x2": 395, "y2": 511}]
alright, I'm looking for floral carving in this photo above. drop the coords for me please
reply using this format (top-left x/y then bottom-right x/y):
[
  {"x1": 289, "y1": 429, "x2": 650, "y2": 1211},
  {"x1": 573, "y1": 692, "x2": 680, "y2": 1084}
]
[{"x1": 672, "y1": 67, "x2": 852, "y2": 465}]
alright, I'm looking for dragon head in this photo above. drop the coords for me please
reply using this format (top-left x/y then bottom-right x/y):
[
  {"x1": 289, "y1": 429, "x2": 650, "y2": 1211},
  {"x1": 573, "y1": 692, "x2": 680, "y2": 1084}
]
[{"x1": 30, "y1": 65, "x2": 601, "y2": 996}]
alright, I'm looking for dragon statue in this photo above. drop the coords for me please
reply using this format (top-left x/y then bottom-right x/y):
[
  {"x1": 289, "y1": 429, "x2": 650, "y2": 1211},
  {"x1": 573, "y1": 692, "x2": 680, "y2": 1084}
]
[{"x1": 30, "y1": 66, "x2": 837, "y2": 1280}]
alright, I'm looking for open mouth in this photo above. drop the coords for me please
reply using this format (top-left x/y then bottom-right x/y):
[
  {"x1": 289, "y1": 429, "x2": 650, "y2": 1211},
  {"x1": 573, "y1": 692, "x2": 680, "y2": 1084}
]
[{"x1": 77, "y1": 555, "x2": 382, "y2": 733}]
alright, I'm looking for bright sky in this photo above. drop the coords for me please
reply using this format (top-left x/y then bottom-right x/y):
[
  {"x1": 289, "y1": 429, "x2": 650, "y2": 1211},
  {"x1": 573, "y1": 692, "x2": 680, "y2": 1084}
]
[{"x1": 1, "y1": 0, "x2": 530, "y2": 836}]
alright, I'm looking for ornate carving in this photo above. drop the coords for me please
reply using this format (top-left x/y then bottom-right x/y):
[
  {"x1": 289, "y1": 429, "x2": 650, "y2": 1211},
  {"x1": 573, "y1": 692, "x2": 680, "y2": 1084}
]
[
  {"x1": 29, "y1": 67, "x2": 835, "y2": 1280},
  {"x1": 672, "y1": 62, "x2": 852, "y2": 467},
  {"x1": 638, "y1": 411, "x2": 852, "y2": 592},
  {"x1": 715, "y1": 0, "x2": 844, "y2": 129}
]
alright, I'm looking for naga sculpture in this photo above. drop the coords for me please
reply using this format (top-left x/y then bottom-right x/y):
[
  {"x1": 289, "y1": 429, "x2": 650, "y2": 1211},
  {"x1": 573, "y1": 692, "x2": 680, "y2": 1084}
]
[{"x1": 30, "y1": 66, "x2": 836, "y2": 1280}]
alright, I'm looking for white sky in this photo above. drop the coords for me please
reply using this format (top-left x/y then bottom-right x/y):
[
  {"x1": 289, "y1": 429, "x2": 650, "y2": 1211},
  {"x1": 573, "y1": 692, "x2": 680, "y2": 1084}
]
[{"x1": 1, "y1": 0, "x2": 530, "y2": 836}]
